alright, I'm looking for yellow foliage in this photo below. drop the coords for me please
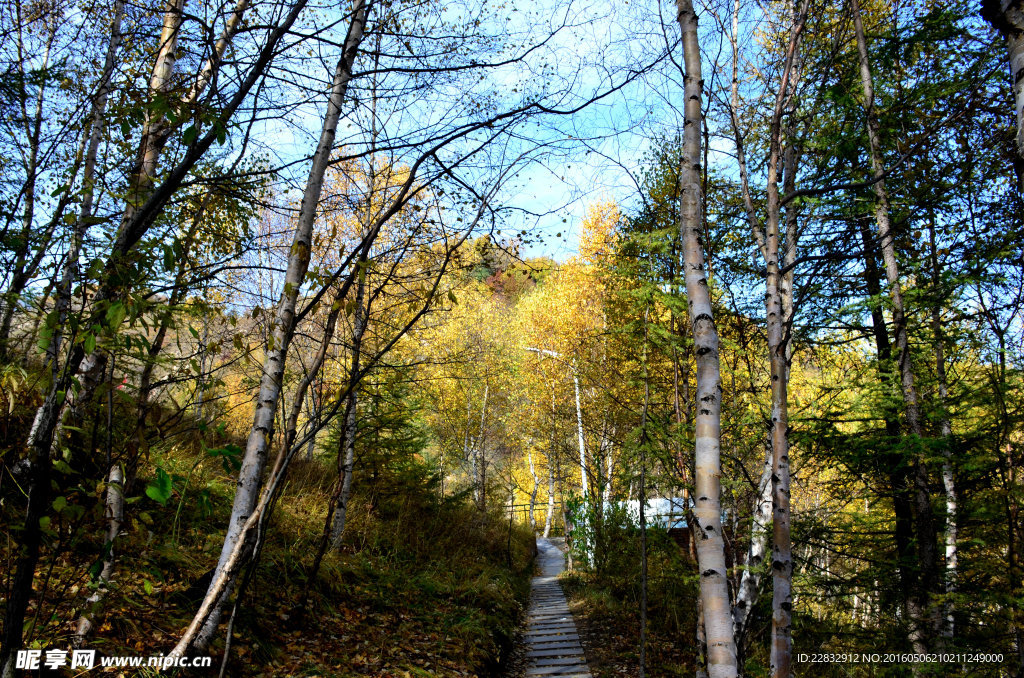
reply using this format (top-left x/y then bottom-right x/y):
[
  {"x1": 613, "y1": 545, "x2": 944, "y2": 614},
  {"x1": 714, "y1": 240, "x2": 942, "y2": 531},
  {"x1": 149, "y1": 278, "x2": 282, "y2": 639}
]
[{"x1": 577, "y1": 200, "x2": 621, "y2": 265}]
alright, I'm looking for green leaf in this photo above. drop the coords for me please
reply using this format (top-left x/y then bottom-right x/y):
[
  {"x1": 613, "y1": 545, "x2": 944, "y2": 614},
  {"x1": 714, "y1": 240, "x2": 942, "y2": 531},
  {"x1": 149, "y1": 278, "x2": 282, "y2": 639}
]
[
  {"x1": 207, "y1": 444, "x2": 243, "y2": 473},
  {"x1": 52, "y1": 496, "x2": 67, "y2": 512},
  {"x1": 144, "y1": 467, "x2": 173, "y2": 506},
  {"x1": 83, "y1": 333, "x2": 96, "y2": 354},
  {"x1": 182, "y1": 125, "x2": 197, "y2": 146},
  {"x1": 106, "y1": 302, "x2": 126, "y2": 330},
  {"x1": 143, "y1": 579, "x2": 154, "y2": 595}
]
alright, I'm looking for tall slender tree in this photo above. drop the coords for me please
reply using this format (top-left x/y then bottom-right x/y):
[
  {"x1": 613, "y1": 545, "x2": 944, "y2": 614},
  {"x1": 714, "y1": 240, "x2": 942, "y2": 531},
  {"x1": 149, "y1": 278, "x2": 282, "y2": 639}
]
[{"x1": 675, "y1": 1, "x2": 738, "y2": 675}]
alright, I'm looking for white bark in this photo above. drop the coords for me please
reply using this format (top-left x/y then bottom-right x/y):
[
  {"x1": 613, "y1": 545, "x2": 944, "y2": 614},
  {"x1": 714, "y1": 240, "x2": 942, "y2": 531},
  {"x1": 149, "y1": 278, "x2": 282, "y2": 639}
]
[
  {"x1": 572, "y1": 365, "x2": 588, "y2": 498},
  {"x1": 928, "y1": 223, "x2": 957, "y2": 639},
  {"x1": 603, "y1": 441, "x2": 614, "y2": 505},
  {"x1": 475, "y1": 383, "x2": 489, "y2": 510},
  {"x1": 184, "y1": 0, "x2": 368, "y2": 651},
  {"x1": 528, "y1": 449, "x2": 539, "y2": 531},
  {"x1": 75, "y1": 0, "x2": 254, "y2": 406},
  {"x1": 73, "y1": 465, "x2": 124, "y2": 646},
  {"x1": 733, "y1": 445, "x2": 772, "y2": 645},
  {"x1": 676, "y1": 1, "x2": 738, "y2": 675},
  {"x1": 986, "y1": 0, "x2": 1024, "y2": 159},
  {"x1": 544, "y1": 460, "x2": 555, "y2": 539},
  {"x1": 330, "y1": 271, "x2": 368, "y2": 548},
  {"x1": 764, "y1": 2, "x2": 807, "y2": 669},
  {"x1": 570, "y1": 362, "x2": 592, "y2": 564}
]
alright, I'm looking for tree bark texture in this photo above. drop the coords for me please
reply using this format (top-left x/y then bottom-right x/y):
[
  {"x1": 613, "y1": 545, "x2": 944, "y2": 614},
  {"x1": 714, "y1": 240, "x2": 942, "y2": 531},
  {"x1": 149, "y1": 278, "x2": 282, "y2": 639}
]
[
  {"x1": 733, "y1": 445, "x2": 772, "y2": 649},
  {"x1": 184, "y1": 0, "x2": 368, "y2": 651},
  {"x1": 675, "y1": 1, "x2": 738, "y2": 675},
  {"x1": 330, "y1": 270, "x2": 368, "y2": 549},
  {"x1": 983, "y1": 0, "x2": 1024, "y2": 160},
  {"x1": 528, "y1": 449, "x2": 539, "y2": 530},
  {"x1": 927, "y1": 221, "x2": 957, "y2": 640}
]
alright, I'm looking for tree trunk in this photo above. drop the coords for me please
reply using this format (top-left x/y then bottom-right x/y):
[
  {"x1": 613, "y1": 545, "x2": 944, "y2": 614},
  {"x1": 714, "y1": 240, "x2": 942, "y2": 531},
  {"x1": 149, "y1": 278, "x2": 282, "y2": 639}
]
[
  {"x1": 724, "y1": 0, "x2": 804, "y2": 664},
  {"x1": 330, "y1": 270, "x2": 368, "y2": 548},
  {"x1": 544, "y1": 460, "x2": 555, "y2": 538},
  {"x1": 73, "y1": 197, "x2": 208, "y2": 649},
  {"x1": 182, "y1": 0, "x2": 368, "y2": 652},
  {"x1": 603, "y1": 440, "x2": 614, "y2": 505},
  {"x1": 73, "y1": 464, "x2": 124, "y2": 645},
  {"x1": 570, "y1": 363, "x2": 591, "y2": 562},
  {"x1": 73, "y1": 0, "x2": 189, "y2": 405},
  {"x1": 675, "y1": 1, "x2": 738, "y2": 675},
  {"x1": 528, "y1": 449, "x2": 539, "y2": 531},
  {"x1": 982, "y1": 0, "x2": 1024, "y2": 162},
  {"x1": 858, "y1": 214, "x2": 922, "y2": 647},
  {"x1": 0, "y1": 4, "x2": 123, "y2": 672},
  {"x1": 75, "y1": 0, "x2": 254, "y2": 405},
  {"x1": 572, "y1": 364, "x2": 588, "y2": 498},
  {"x1": 852, "y1": 0, "x2": 940, "y2": 650},
  {"x1": 476, "y1": 382, "x2": 489, "y2": 511},
  {"x1": 0, "y1": 24, "x2": 56, "y2": 360},
  {"x1": 762, "y1": 5, "x2": 806, "y2": 672},
  {"x1": 25, "y1": 0, "x2": 286, "y2": 482},
  {"x1": 282, "y1": 299, "x2": 343, "y2": 464},
  {"x1": 733, "y1": 444, "x2": 772, "y2": 649},
  {"x1": 927, "y1": 220, "x2": 956, "y2": 640}
]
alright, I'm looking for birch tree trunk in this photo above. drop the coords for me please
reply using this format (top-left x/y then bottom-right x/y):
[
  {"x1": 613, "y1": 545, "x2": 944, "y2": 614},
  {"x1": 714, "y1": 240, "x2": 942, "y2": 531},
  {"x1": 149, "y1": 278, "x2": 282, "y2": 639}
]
[
  {"x1": 544, "y1": 460, "x2": 555, "y2": 538},
  {"x1": 982, "y1": 0, "x2": 1024, "y2": 162},
  {"x1": 282, "y1": 300, "x2": 343, "y2": 464},
  {"x1": 572, "y1": 365, "x2": 588, "y2": 498},
  {"x1": 733, "y1": 445, "x2": 772, "y2": 648},
  {"x1": 927, "y1": 220, "x2": 957, "y2": 640},
  {"x1": 330, "y1": 270, "x2": 368, "y2": 548},
  {"x1": 73, "y1": 0, "x2": 189, "y2": 402},
  {"x1": 185, "y1": 0, "x2": 368, "y2": 651},
  {"x1": 24, "y1": 0, "x2": 286, "y2": 485},
  {"x1": 763, "y1": 2, "x2": 807, "y2": 667},
  {"x1": 603, "y1": 442, "x2": 614, "y2": 505},
  {"x1": 464, "y1": 396, "x2": 473, "y2": 464},
  {"x1": 675, "y1": 1, "x2": 737, "y2": 675},
  {"x1": 852, "y1": 0, "x2": 940, "y2": 650},
  {"x1": 528, "y1": 449, "x2": 539, "y2": 531},
  {"x1": 570, "y1": 363, "x2": 591, "y2": 563},
  {"x1": 476, "y1": 382, "x2": 489, "y2": 511},
  {"x1": 0, "y1": 6, "x2": 70, "y2": 359},
  {"x1": 0, "y1": 5, "x2": 124, "y2": 672},
  {"x1": 74, "y1": 0, "x2": 255, "y2": 405},
  {"x1": 73, "y1": 465, "x2": 124, "y2": 645},
  {"x1": 71, "y1": 194, "x2": 207, "y2": 649}
]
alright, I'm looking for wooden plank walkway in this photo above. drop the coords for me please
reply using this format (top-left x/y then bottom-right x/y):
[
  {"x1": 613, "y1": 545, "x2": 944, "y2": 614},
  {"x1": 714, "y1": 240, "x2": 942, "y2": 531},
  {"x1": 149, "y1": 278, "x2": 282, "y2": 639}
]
[{"x1": 523, "y1": 538, "x2": 592, "y2": 678}]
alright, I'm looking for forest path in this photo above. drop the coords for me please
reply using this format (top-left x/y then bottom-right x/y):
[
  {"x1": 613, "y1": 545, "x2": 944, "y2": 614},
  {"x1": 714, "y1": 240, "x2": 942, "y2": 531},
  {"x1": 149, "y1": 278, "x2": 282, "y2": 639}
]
[{"x1": 521, "y1": 538, "x2": 592, "y2": 677}]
